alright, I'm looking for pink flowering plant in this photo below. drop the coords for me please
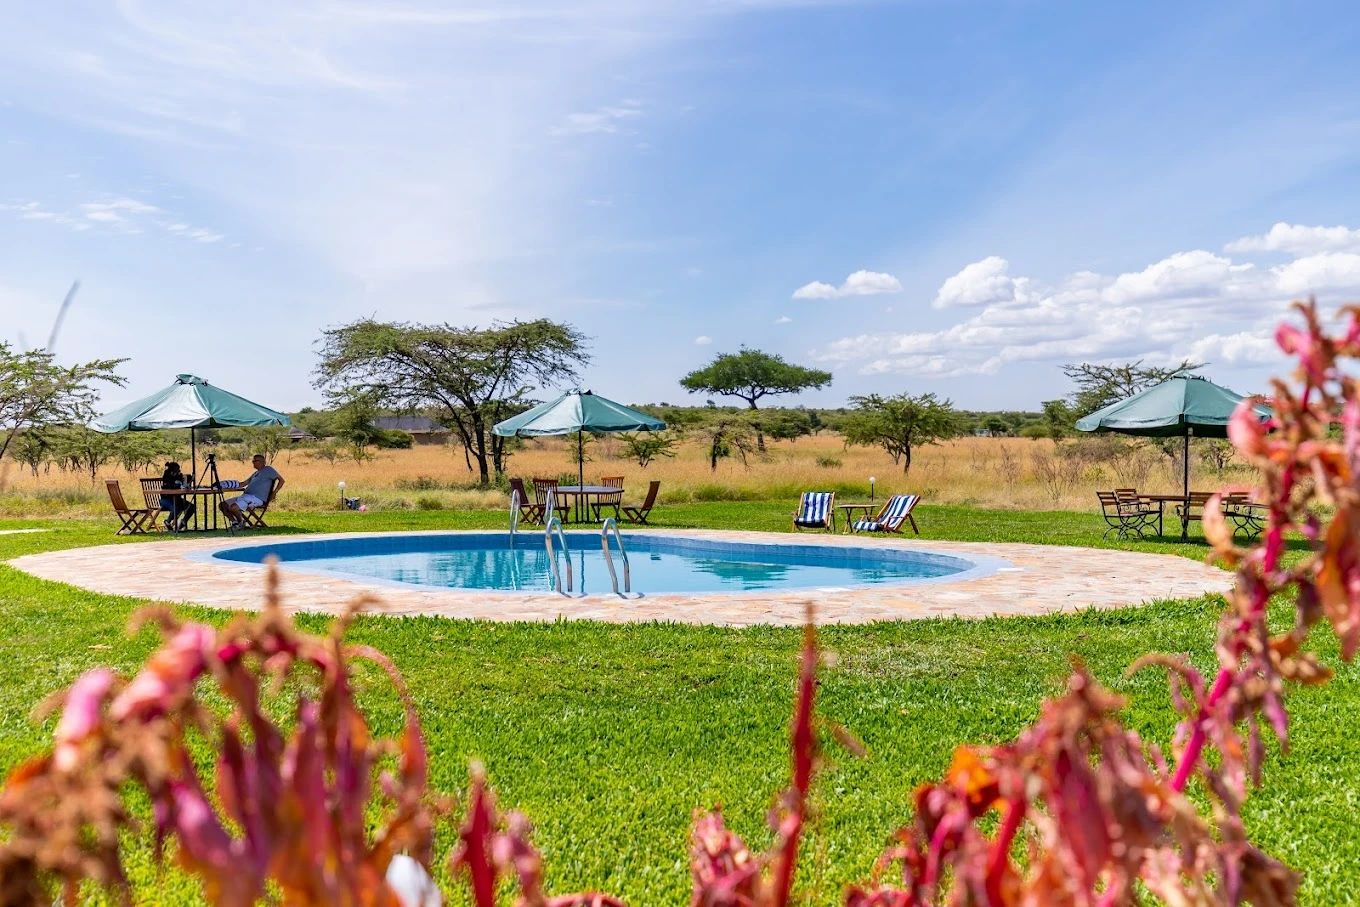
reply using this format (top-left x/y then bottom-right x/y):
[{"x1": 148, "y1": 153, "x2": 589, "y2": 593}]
[{"x1": 3, "y1": 298, "x2": 1360, "y2": 906}]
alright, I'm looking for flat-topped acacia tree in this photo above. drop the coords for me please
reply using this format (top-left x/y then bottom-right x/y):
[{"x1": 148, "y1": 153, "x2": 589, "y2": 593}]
[
  {"x1": 313, "y1": 318, "x2": 587, "y2": 485},
  {"x1": 680, "y1": 348, "x2": 831, "y2": 449}
]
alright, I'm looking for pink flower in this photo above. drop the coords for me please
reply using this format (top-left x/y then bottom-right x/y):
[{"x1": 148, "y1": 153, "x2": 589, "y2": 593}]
[
  {"x1": 111, "y1": 623, "x2": 216, "y2": 722},
  {"x1": 1228, "y1": 398, "x2": 1270, "y2": 464},
  {"x1": 53, "y1": 668, "x2": 114, "y2": 772}
]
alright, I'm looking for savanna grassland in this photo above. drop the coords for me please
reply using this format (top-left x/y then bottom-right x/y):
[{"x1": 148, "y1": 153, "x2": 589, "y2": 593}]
[{"x1": 0, "y1": 432, "x2": 1253, "y2": 517}]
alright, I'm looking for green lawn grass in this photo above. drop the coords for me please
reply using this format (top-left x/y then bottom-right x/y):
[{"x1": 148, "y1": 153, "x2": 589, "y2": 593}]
[{"x1": 0, "y1": 504, "x2": 1356, "y2": 904}]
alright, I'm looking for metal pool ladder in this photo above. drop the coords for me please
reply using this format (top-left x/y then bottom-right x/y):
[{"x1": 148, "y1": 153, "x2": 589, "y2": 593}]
[
  {"x1": 545, "y1": 516, "x2": 572, "y2": 594},
  {"x1": 600, "y1": 517, "x2": 631, "y2": 595},
  {"x1": 509, "y1": 488, "x2": 520, "y2": 548}
]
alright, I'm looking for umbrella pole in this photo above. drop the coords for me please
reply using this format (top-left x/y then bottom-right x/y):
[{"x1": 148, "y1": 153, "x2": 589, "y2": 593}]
[
  {"x1": 1181, "y1": 429, "x2": 1191, "y2": 542},
  {"x1": 191, "y1": 429, "x2": 197, "y2": 487},
  {"x1": 578, "y1": 431, "x2": 585, "y2": 523},
  {"x1": 1183, "y1": 430, "x2": 1190, "y2": 499}
]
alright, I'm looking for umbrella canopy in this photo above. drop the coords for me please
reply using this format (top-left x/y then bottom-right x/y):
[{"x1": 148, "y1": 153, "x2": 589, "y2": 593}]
[
  {"x1": 92, "y1": 374, "x2": 290, "y2": 432},
  {"x1": 92, "y1": 374, "x2": 289, "y2": 485},
  {"x1": 494, "y1": 389, "x2": 664, "y2": 520},
  {"x1": 1075, "y1": 375, "x2": 1269, "y2": 504},
  {"x1": 1074, "y1": 375, "x2": 1267, "y2": 438},
  {"x1": 492, "y1": 388, "x2": 663, "y2": 437}
]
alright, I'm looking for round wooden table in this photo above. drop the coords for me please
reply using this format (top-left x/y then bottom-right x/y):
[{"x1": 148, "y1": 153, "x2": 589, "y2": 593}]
[{"x1": 553, "y1": 485, "x2": 622, "y2": 523}]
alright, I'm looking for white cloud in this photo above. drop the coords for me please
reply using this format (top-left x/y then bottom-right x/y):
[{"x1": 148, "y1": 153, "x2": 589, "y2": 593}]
[
  {"x1": 1226, "y1": 222, "x2": 1360, "y2": 256},
  {"x1": 694, "y1": 335, "x2": 712, "y2": 345},
  {"x1": 6, "y1": 195, "x2": 225, "y2": 243},
  {"x1": 933, "y1": 255, "x2": 1029, "y2": 308},
  {"x1": 1187, "y1": 332, "x2": 1280, "y2": 366},
  {"x1": 793, "y1": 269, "x2": 903, "y2": 300},
  {"x1": 774, "y1": 315, "x2": 792, "y2": 324},
  {"x1": 550, "y1": 100, "x2": 643, "y2": 136},
  {"x1": 1271, "y1": 252, "x2": 1360, "y2": 294},
  {"x1": 816, "y1": 224, "x2": 1360, "y2": 378}
]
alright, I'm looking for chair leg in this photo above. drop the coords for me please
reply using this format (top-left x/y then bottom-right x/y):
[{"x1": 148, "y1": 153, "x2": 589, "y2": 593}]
[{"x1": 908, "y1": 514, "x2": 919, "y2": 535}]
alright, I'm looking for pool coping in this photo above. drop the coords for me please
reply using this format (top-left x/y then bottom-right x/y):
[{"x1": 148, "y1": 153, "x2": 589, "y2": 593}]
[
  {"x1": 191, "y1": 530, "x2": 1015, "y2": 596},
  {"x1": 7, "y1": 528, "x2": 1235, "y2": 627}
]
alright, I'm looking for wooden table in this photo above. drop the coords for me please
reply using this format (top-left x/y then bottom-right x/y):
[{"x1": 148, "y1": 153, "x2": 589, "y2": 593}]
[
  {"x1": 837, "y1": 503, "x2": 878, "y2": 533},
  {"x1": 1139, "y1": 493, "x2": 1222, "y2": 542},
  {"x1": 553, "y1": 485, "x2": 623, "y2": 523},
  {"x1": 158, "y1": 487, "x2": 227, "y2": 532}
]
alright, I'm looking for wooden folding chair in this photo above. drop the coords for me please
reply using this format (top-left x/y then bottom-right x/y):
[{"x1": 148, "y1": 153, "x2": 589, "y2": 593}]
[
  {"x1": 622, "y1": 480, "x2": 660, "y2": 525},
  {"x1": 239, "y1": 478, "x2": 281, "y2": 529},
  {"x1": 510, "y1": 477, "x2": 544, "y2": 525},
  {"x1": 533, "y1": 478, "x2": 569, "y2": 522},
  {"x1": 594, "y1": 476, "x2": 625, "y2": 520},
  {"x1": 106, "y1": 479, "x2": 159, "y2": 535}
]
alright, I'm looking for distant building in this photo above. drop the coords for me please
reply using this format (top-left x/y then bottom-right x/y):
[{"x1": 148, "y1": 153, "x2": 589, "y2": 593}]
[
  {"x1": 286, "y1": 426, "x2": 316, "y2": 443},
  {"x1": 374, "y1": 415, "x2": 450, "y2": 445}
]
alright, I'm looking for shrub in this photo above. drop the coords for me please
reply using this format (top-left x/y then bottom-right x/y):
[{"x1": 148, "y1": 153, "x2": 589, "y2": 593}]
[{"x1": 814, "y1": 455, "x2": 843, "y2": 468}]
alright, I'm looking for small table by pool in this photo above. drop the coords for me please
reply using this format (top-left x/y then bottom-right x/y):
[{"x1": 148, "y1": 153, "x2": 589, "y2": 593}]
[
  {"x1": 553, "y1": 485, "x2": 623, "y2": 523},
  {"x1": 836, "y1": 503, "x2": 878, "y2": 532}
]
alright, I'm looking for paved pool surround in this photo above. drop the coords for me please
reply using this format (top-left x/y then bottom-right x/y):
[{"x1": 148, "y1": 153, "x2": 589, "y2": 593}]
[{"x1": 10, "y1": 529, "x2": 1232, "y2": 627}]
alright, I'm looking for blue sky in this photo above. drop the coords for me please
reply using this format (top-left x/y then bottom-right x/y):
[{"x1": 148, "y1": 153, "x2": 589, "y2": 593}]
[{"x1": 3, "y1": 0, "x2": 1360, "y2": 413}]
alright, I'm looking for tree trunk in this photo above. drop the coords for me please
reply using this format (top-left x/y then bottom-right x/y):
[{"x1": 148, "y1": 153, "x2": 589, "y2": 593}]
[
  {"x1": 747, "y1": 398, "x2": 765, "y2": 452},
  {"x1": 470, "y1": 419, "x2": 491, "y2": 485},
  {"x1": 903, "y1": 444, "x2": 912, "y2": 474}
]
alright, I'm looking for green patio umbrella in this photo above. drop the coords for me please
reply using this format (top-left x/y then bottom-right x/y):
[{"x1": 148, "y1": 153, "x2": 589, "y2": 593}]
[
  {"x1": 92, "y1": 374, "x2": 290, "y2": 482},
  {"x1": 493, "y1": 388, "x2": 664, "y2": 520},
  {"x1": 1075, "y1": 375, "x2": 1269, "y2": 499}
]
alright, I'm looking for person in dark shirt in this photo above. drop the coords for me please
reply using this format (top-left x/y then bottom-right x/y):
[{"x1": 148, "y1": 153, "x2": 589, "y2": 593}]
[
  {"x1": 159, "y1": 462, "x2": 196, "y2": 532},
  {"x1": 220, "y1": 454, "x2": 285, "y2": 529}
]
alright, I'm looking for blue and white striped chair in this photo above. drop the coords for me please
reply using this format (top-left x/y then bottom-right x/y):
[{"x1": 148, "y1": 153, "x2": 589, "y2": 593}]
[
  {"x1": 792, "y1": 491, "x2": 836, "y2": 532},
  {"x1": 851, "y1": 494, "x2": 920, "y2": 535}
]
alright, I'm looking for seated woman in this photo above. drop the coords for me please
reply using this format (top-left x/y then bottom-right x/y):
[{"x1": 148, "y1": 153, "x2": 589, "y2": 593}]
[{"x1": 159, "y1": 462, "x2": 196, "y2": 531}]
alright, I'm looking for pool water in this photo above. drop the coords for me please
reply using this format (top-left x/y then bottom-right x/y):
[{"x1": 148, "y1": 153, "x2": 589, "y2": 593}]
[{"x1": 212, "y1": 532, "x2": 984, "y2": 595}]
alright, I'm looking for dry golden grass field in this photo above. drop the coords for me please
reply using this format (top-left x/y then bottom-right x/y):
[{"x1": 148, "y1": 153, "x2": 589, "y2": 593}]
[{"x1": 0, "y1": 433, "x2": 1256, "y2": 518}]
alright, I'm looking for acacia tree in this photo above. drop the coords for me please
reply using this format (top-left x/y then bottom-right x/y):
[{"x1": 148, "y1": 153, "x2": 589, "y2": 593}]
[
  {"x1": 840, "y1": 392, "x2": 961, "y2": 474},
  {"x1": 697, "y1": 412, "x2": 759, "y2": 471},
  {"x1": 1062, "y1": 358, "x2": 1201, "y2": 418},
  {"x1": 0, "y1": 343, "x2": 125, "y2": 464},
  {"x1": 314, "y1": 319, "x2": 587, "y2": 485},
  {"x1": 680, "y1": 348, "x2": 831, "y2": 450}
]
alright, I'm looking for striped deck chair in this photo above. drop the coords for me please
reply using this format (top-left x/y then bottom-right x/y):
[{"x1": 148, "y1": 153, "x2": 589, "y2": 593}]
[
  {"x1": 792, "y1": 491, "x2": 835, "y2": 532},
  {"x1": 852, "y1": 494, "x2": 920, "y2": 535}
]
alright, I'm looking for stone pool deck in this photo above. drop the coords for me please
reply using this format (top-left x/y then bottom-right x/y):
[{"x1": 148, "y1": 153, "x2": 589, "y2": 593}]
[{"x1": 7, "y1": 530, "x2": 1233, "y2": 628}]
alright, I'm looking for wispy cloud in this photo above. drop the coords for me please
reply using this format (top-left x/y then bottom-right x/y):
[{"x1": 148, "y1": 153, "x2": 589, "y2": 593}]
[
  {"x1": 694, "y1": 335, "x2": 713, "y2": 345},
  {"x1": 793, "y1": 269, "x2": 902, "y2": 300},
  {"x1": 3, "y1": 195, "x2": 225, "y2": 242},
  {"x1": 774, "y1": 315, "x2": 792, "y2": 324},
  {"x1": 550, "y1": 100, "x2": 644, "y2": 136}
]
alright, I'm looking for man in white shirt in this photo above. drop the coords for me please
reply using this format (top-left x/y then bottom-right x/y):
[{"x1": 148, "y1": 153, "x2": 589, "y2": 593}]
[{"x1": 220, "y1": 454, "x2": 285, "y2": 528}]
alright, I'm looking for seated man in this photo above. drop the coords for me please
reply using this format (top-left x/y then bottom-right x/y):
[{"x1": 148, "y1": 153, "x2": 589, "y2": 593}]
[{"x1": 219, "y1": 454, "x2": 285, "y2": 528}]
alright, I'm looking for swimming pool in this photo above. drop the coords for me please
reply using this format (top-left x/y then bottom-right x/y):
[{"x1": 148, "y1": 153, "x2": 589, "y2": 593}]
[{"x1": 209, "y1": 532, "x2": 1002, "y2": 595}]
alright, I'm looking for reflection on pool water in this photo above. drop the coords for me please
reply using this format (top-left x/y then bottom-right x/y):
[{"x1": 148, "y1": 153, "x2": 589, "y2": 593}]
[{"x1": 211, "y1": 532, "x2": 994, "y2": 595}]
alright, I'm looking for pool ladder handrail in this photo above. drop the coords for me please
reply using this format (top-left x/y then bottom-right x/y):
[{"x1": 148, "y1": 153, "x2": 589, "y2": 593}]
[
  {"x1": 544, "y1": 516, "x2": 572, "y2": 594},
  {"x1": 509, "y1": 488, "x2": 520, "y2": 548},
  {"x1": 600, "y1": 517, "x2": 631, "y2": 596}
]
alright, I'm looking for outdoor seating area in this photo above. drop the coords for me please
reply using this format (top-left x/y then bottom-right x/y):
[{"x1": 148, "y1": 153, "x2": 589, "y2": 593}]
[
  {"x1": 1097, "y1": 487, "x2": 1267, "y2": 542},
  {"x1": 511, "y1": 475, "x2": 662, "y2": 526},
  {"x1": 793, "y1": 491, "x2": 924, "y2": 535}
]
